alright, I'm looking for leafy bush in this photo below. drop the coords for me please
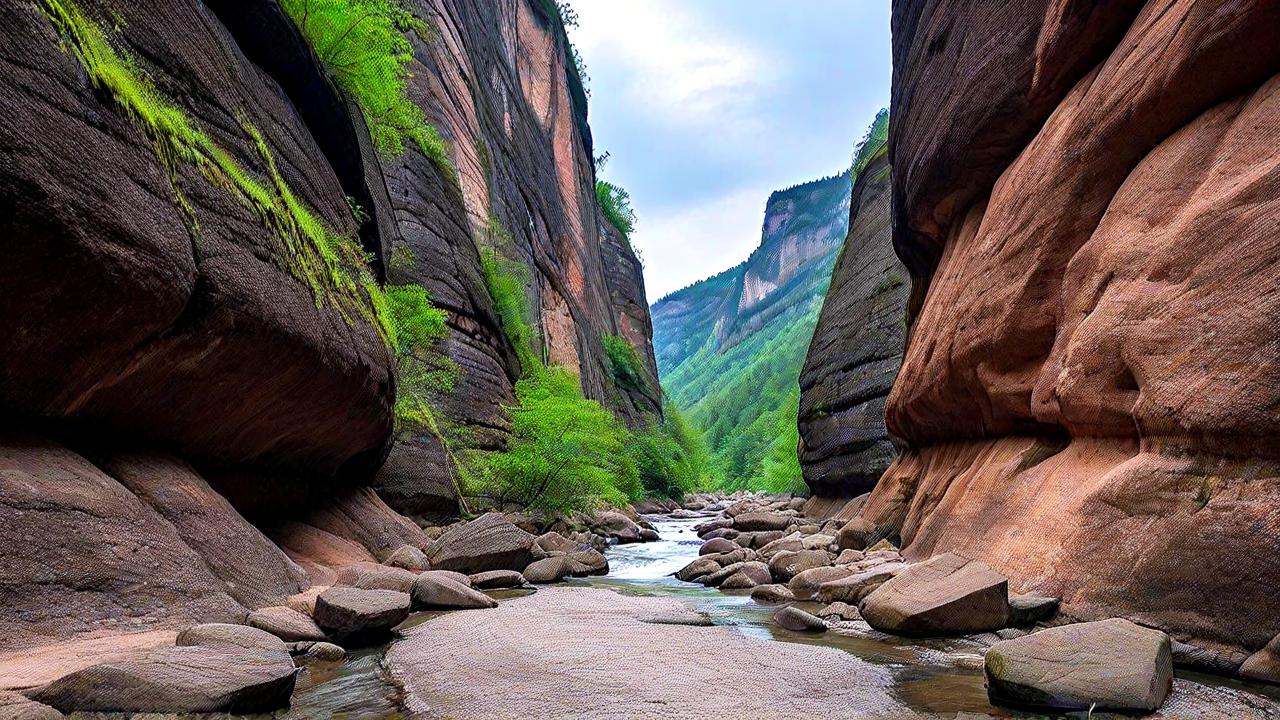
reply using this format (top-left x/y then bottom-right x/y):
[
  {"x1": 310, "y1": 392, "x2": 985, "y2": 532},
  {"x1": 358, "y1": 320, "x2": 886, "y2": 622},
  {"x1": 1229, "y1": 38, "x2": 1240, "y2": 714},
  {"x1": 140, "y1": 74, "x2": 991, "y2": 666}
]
[
  {"x1": 756, "y1": 389, "x2": 807, "y2": 495},
  {"x1": 281, "y1": 0, "x2": 453, "y2": 172},
  {"x1": 473, "y1": 366, "x2": 640, "y2": 513},
  {"x1": 602, "y1": 335, "x2": 644, "y2": 389},
  {"x1": 479, "y1": 245, "x2": 541, "y2": 372},
  {"x1": 383, "y1": 282, "x2": 455, "y2": 427},
  {"x1": 627, "y1": 403, "x2": 709, "y2": 500},
  {"x1": 596, "y1": 181, "x2": 636, "y2": 238}
]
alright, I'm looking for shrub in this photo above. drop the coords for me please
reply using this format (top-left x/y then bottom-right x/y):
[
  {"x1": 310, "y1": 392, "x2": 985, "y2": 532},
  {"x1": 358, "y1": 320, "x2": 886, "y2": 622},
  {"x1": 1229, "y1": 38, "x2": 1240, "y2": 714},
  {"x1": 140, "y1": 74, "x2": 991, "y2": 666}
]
[
  {"x1": 596, "y1": 180, "x2": 636, "y2": 238},
  {"x1": 475, "y1": 366, "x2": 640, "y2": 513},
  {"x1": 383, "y1": 282, "x2": 455, "y2": 427},
  {"x1": 852, "y1": 108, "x2": 889, "y2": 179},
  {"x1": 479, "y1": 245, "x2": 541, "y2": 372},
  {"x1": 627, "y1": 403, "x2": 709, "y2": 500},
  {"x1": 602, "y1": 335, "x2": 644, "y2": 389},
  {"x1": 281, "y1": 0, "x2": 453, "y2": 172}
]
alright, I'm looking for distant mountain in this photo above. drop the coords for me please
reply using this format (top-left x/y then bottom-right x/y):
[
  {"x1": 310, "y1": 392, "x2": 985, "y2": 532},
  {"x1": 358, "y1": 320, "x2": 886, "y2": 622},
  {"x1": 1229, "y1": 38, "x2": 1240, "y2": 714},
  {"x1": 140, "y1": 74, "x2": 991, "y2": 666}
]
[{"x1": 651, "y1": 171, "x2": 852, "y2": 491}]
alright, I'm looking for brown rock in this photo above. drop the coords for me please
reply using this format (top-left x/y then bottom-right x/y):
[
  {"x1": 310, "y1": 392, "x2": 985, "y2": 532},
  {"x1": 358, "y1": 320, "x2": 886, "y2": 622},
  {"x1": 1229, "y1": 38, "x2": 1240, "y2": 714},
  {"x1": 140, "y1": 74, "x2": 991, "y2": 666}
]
[
  {"x1": 817, "y1": 602, "x2": 860, "y2": 621},
  {"x1": 176, "y1": 624, "x2": 290, "y2": 658},
  {"x1": 720, "y1": 561, "x2": 772, "y2": 590},
  {"x1": 773, "y1": 606, "x2": 827, "y2": 633},
  {"x1": 335, "y1": 562, "x2": 419, "y2": 594},
  {"x1": 420, "y1": 569, "x2": 473, "y2": 587},
  {"x1": 768, "y1": 549, "x2": 833, "y2": 583},
  {"x1": 1008, "y1": 594, "x2": 1059, "y2": 626},
  {"x1": 757, "y1": 532, "x2": 805, "y2": 560},
  {"x1": 675, "y1": 557, "x2": 721, "y2": 583},
  {"x1": 523, "y1": 556, "x2": 575, "y2": 584},
  {"x1": 0, "y1": 692, "x2": 62, "y2": 720},
  {"x1": 29, "y1": 645, "x2": 297, "y2": 714},
  {"x1": 815, "y1": 563, "x2": 906, "y2": 604},
  {"x1": 411, "y1": 573, "x2": 498, "y2": 610},
  {"x1": 789, "y1": 566, "x2": 856, "y2": 596},
  {"x1": 700, "y1": 562, "x2": 747, "y2": 588},
  {"x1": 313, "y1": 587, "x2": 411, "y2": 644},
  {"x1": 860, "y1": 554, "x2": 1009, "y2": 636},
  {"x1": 734, "y1": 512, "x2": 793, "y2": 532},
  {"x1": 1240, "y1": 634, "x2": 1280, "y2": 685},
  {"x1": 469, "y1": 570, "x2": 527, "y2": 589},
  {"x1": 385, "y1": 545, "x2": 431, "y2": 571},
  {"x1": 699, "y1": 537, "x2": 738, "y2": 556},
  {"x1": 985, "y1": 619, "x2": 1173, "y2": 712},
  {"x1": 425, "y1": 513, "x2": 535, "y2": 574},
  {"x1": 247, "y1": 606, "x2": 327, "y2": 642},
  {"x1": 835, "y1": 549, "x2": 865, "y2": 565},
  {"x1": 751, "y1": 584, "x2": 796, "y2": 604},
  {"x1": 837, "y1": 518, "x2": 876, "y2": 551},
  {"x1": 570, "y1": 549, "x2": 609, "y2": 576}
]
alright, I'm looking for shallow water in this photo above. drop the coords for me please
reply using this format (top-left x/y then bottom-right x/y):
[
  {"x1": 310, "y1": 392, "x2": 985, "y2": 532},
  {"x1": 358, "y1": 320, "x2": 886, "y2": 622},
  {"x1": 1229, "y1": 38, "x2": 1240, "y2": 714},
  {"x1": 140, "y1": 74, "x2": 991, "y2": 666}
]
[{"x1": 285, "y1": 513, "x2": 1280, "y2": 719}]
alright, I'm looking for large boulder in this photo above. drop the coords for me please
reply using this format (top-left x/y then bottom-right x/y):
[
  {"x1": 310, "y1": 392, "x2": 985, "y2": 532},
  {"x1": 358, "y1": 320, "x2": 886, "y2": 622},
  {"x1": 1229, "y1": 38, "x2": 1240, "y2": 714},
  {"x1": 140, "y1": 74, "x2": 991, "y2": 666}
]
[
  {"x1": 734, "y1": 512, "x2": 793, "y2": 532},
  {"x1": 1240, "y1": 633, "x2": 1280, "y2": 685},
  {"x1": 984, "y1": 619, "x2": 1174, "y2": 713},
  {"x1": 860, "y1": 553, "x2": 1009, "y2": 636},
  {"x1": 335, "y1": 562, "x2": 419, "y2": 593},
  {"x1": 175, "y1": 624, "x2": 290, "y2": 658},
  {"x1": 412, "y1": 573, "x2": 497, "y2": 610},
  {"x1": 675, "y1": 557, "x2": 721, "y2": 583},
  {"x1": 751, "y1": 584, "x2": 796, "y2": 604},
  {"x1": 815, "y1": 563, "x2": 906, "y2": 604},
  {"x1": 523, "y1": 556, "x2": 576, "y2": 584},
  {"x1": 719, "y1": 561, "x2": 772, "y2": 590},
  {"x1": 469, "y1": 570, "x2": 527, "y2": 590},
  {"x1": 699, "y1": 537, "x2": 738, "y2": 556},
  {"x1": 768, "y1": 549, "x2": 833, "y2": 583},
  {"x1": 425, "y1": 513, "x2": 535, "y2": 573},
  {"x1": 247, "y1": 606, "x2": 327, "y2": 642},
  {"x1": 0, "y1": 692, "x2": 62, "y2": 720},
  {"x1": 385, "y1": 545, "x2": 431, "y2": 571},
  {"x1": 789, "y1": 566, "x2": 856, "y2": 596},
  {"x1": 773, "y1": 606, "x2": 827, "y2": 633},
  {"x1": 313, "y1": 587, "x2": 411, "y2": 645},
  {"x1": 592, "y1": 511, "x2": 644, "y2": 544},
  {"x1": 28, "y1": 645, "x2": 297, "y2": 714}
]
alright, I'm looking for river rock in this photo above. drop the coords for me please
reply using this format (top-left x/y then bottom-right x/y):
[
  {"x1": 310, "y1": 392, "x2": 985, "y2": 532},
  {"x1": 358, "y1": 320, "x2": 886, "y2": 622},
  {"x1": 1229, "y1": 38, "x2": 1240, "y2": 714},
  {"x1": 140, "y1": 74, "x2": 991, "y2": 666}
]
[
  {"x1": 675, "y1": 557, "x2": 721, "y2": 582},
  {"x1": 860, "y1": 553, "x2": 1009, "y2": 636},
  {"x1": 751, "y1": 584, "x2": 796, "y2": 603},
  {"x1": 735, "y1": 511, "x2": 794, "y2": 532},
  {"x1": 302, "y1": 641, "x2": 347, "y2": 663},
  {"x1": 412, "y1": 573, "x2": 498, "y2": 609},
  {"x1": 421, "y1": 569, "x2": 474, "y2": 586},
  {"x1": 720, "y1": 561, "x2": 772, "y2": 589},
  {"x1": 426, "y1": 513, "x2": 535, "y2": 573},
  {"x1": 774, "y1": 606, "x2": 827, "y2": 633},
  {"x1": 1240, "y1": 633, "x2": 1280, "y2": 685},
  {"x1": 639, "y1": 528, "x2": 660, "y2": 542},
  {"x1": 523, "y1": 556, "x2": 575, "y2": 584},
  {"x1": 702, "y1": 528, "x2": 740, "y2": 541},
  {"x1": 535, "y1": 531, "x2": 578, "y2": 554},
  {"x1": 815, "y1": 563, "x2": 906, "y2": 604},
  {"x1": 385, "y1": 545, "x2": 430, "y2": 571},
  {"x1": 985, "y1": 619, "x2": 1174, "y2": 712},
  {"x1": 571, "y1": 549, "x2": 609, "y2": 576},
  {"x1": 695, "y1": 519, "x2": 733, "y2": 536},
  {"x1": 801, "y1": 534, "x2": 836, "y2": 551},
  {"x1": 335, "y1": 561, "x2": 418, "y2": 593},
  {"x1": 700, "y1": 562, "x2": 747, "y2": 587},
  {"x1": 837, "y1": 518, "x2": 876, "y2": 551},
  {"x1": 835, "y1": 549, "x2": 866, "y2": 565},
  {"x1": 757, "y1": 532, "x2": 804, "y2": 560},
  {"x1": 740, "y1": 530, "x2": 786, "y2": 549},
  {"x1": 789, "y1": 566, "x2": 856, "y2": 596},
  {"x1": 176, "y1": 623, "x2": 291, "y2": 657},
  {"x1": 817, "y1": 602, "x2": 860, "y2": 621},
  {"x1": 469, "y1": 570, "x2": 527, "y2": 589},
  {"x1": 769, "y1": 549, "x2": 833, "y2": 582},
  {"x1": 1008, "y1": 593, "x2": 1060, "y2": 626},
  {"x1": 29, "y1": 645, "x2": 297, "y2": 714},
  {"x1": 0, "y1": 692, "x2": 62, "y2": 720},
  {"x1": 593, "y1": 511, "x2": 644, "y2": 544},
  {"x1": 314, "y1": 587, "x2": 411, "y2": 644},
  {"x1": 247, "y1": 606, "x2": 326, "y2": 642},
  {"x1": 699, "y1": 537, "x2": 738, "y2": 556}
]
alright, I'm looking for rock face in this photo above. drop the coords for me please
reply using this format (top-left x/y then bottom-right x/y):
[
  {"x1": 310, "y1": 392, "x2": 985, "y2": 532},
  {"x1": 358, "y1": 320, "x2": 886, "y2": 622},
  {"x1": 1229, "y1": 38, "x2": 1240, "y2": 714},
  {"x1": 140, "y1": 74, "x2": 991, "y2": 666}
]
[
  {"x1": 799, "y1": 150, "x2": 905, "y2": 501},
  {"x1": 372, "y1": 0, "x2": 662, "y2": 514},
  {"x1": 984, "y1": 619, "x2": 1174, "y2": 713},
  {"x1": 861, "y1": 0, "x2": 1280, "y2": 656}
]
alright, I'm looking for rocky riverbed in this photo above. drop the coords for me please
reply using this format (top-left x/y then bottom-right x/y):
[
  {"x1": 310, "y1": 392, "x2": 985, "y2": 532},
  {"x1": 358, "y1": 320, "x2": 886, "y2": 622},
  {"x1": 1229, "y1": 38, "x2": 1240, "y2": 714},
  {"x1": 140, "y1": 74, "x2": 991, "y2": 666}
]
[{"x1": 4, "y1": 495, "x2": 1279, "y2": 719}]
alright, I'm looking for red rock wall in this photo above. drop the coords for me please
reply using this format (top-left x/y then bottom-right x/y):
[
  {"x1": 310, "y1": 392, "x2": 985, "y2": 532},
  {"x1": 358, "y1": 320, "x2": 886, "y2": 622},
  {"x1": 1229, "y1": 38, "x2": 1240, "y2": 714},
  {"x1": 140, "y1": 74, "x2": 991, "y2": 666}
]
[{"x1": 870, "y1": 0, "x2": 1280, "y2": 657}]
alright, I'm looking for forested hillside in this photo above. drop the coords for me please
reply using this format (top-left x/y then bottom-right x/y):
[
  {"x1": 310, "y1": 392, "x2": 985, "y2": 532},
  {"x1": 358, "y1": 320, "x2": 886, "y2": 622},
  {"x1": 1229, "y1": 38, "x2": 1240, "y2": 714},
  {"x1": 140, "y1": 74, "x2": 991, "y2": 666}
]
[{"x1": 652, "y1": 112, "x2": 887, "y2": 492}]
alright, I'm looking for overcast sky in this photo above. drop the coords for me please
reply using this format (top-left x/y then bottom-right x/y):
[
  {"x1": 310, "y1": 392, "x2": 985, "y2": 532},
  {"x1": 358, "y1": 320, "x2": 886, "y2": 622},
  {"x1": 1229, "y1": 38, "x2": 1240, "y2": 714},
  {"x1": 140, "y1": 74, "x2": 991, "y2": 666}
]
[{"x1": 568, "y1": 1, "x2": 891, "y2": 300}]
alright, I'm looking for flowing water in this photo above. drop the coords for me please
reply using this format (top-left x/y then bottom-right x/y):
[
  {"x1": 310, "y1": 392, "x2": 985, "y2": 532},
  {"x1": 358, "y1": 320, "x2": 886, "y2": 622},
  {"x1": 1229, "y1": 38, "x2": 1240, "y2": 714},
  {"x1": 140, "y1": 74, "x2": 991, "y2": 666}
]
[{"x1": 285, "y1": 513, "x2": 1280, "y2": 719}]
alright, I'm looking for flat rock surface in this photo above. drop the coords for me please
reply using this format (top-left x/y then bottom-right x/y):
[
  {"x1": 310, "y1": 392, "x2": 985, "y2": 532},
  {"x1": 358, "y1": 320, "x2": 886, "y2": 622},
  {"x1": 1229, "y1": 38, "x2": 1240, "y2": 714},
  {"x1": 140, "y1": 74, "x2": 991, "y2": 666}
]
[{"x1": 387, "y1": 587, "x2": 921, "y2": 719}]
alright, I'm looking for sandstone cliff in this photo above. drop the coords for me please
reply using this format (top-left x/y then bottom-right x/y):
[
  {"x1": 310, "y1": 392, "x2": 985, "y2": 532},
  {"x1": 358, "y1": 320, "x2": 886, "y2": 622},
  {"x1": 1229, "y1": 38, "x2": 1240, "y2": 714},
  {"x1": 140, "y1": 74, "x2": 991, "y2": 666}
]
[
  {"x1": 797, "y1": 149, "x2": 907, "y2": 502},
  {"x1": 865, "y1": 0, "x2": 1280, "y2": 659},
  {"x1": 0, "y1": 0, "x2": 658, "y2": 656}
]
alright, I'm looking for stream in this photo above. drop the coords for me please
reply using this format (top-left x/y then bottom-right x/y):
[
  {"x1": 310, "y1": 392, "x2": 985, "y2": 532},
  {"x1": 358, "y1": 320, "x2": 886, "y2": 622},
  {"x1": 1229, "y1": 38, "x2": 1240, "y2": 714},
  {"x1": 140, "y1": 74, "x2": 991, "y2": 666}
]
[{"x1": 283, "y1": 514, "x2": 1280, "y2": 719}]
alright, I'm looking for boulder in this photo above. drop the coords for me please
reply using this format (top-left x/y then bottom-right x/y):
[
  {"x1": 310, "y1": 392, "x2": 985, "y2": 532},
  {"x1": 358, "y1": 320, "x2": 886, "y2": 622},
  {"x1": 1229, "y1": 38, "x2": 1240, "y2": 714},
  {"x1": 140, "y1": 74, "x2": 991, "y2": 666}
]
[
  {"x1": 700, "y1": 562, "x2": 747, "y2": 587},
  {"x1": 420, "y1": 569, "x2": 473, "y2": 587},
  {"x1": 789, "y1": 566, "x2": 856, "y2": 596},
  {"x1": 757, "y1": 532, "x2": 804, "y2": 560},
  {"x1": 385, "y1": 545, "x2": 431, "y2": 571},
  {"x1": 837, "y1": 518, "x2": 876, "y2": 551},
  {"x1": 734, "y1": 512, "x2": 793, "y2": 532},
  {"x1": 860, "y1": 553, "x2": 1009, "y2": 636},
  {"x1": 720, "y1": 561, "x2": 772, "y2": 589},
  {"x1": 594, "y1": 511, "x2": 643, "y2": 544},
  {"x1": 817, "y1": 602, "x2": 860, "y2": 621},
  {"x1": 750, "y1": 584, "x2": 796, "y2": 604},
  {"x1": 800, "y1": 534, "x2": 836, "y2": 551},
  {"x1": 176, "y1": 623, "x2": 290, "y2": 657},
  {"x1": 984, "y1": 619, "x2": 1174, "y2": 713},
  {"x1": 835, "y1": 549, "x2": 865, "y2": 565},
  {"x1": 313, "y1": 587, "x2": 411, "y2": 644},
  {"x1": 469, "y1": 570, "x2": 527, "y2": 590},
  {"x1": 1172, "y1": 640, "x2": 1248, "y2": 675},
  {"x1": 639, "y1": 528, "x2": 660, "y2": 542},
  {"x1": 768, "y1": 549, "x2": 833, "y2": 582},
  {"x1": 773, "y1": 606, "x2": 827, "y2": 633},
  {"x1": 302, "y1": 642, "x2": 347, "y2": 663},
  {"x1": 523, "y1": 556, "x2": 575, "y2": 584},
  {"x1": 535, "y1": 531, "x2": 578, "y2": 554},
  {"x1": 702, "y1": 528, "x2": 740, "y2": 541},
  {"x1": 694, "y1": 519, "x2": 733, "y2": 536},
  {"x1": 739, "y1": 530, "x2": 786, "y2": 549},
  {"x1": 425, "y1": 513, "x2": 535, "y2": 573},
  {"x1": 0, "y1": 692, "x2": 62, "y2": 720},
  {"x1": 699, "y1": 537, "x2": 738, "y2": 556},
  {"x1": 865, "y1": 539, "x2": 898, "y2": 553},
  {"x1": 247, "y1": 606, "x2": 327, "y2": 642},
  {"x1": 335, "y1": 562, "x2": 418, "y2": 593},
  {"x1": 815, "y1": 563, "x2": 906, "y2": 604},
  {"x1": 1008, "y1": 594, "x2": 1060, "y2": 626},
  {"x1": 675, "y1": 557, "x2": 721, "y2": 582},
  {"x1": 706, "y1": 548, "x2": 752, "y2": 566},
  {"x1": 29, "y1": 645, "x2": 297, "y2": 714},
  {"x1": 570, "y1": 549, "x2": 609, "y2": 576},
  {"x1": 1240, "y1": 633, "x2": 1280, "y2": 685},
  {"x1": 411, "y1": 573, "x2": 498, "y2": 610}
]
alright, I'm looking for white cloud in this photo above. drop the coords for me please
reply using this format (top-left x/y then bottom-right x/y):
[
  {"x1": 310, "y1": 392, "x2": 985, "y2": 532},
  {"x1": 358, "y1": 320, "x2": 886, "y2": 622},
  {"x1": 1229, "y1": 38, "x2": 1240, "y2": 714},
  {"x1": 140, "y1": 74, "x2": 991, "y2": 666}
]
[
  {"x1": 570, "y1": 1, "x2": 778, "y2": 130},
  {"x1": 635, "y1": 185, "x2": 769, "y2": 300}
]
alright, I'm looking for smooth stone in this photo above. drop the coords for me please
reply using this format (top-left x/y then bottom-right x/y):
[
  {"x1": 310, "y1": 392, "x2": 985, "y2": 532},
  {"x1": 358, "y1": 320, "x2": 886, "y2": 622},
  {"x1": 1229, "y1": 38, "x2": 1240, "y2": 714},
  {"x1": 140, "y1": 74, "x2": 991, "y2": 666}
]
[
  {"x1": 335, "y1": 561, "x2": 418, "y2": 593},
  {"x1": 837, "y1": 518, "x2": 876, "y2": 551},
  {"x1": 734, "y1": 512, "x2": 793, "y2": 532},
  {"x1": 420, "y1": 569, "x2": 473, "y2": 587},
  {"x1": 247, "y1": 606, "x2": 327, "y2": 642},
  {"x1": 176, "y1": 623, "x2": 290, "y2": 657},
  {"x1": 1008, "y1": 593, "x2": 1060, "y2": 626},
  {"x1": 700, "y1": 561, "x2": 746, "y2": 587},
  {"x1": 984, "y1": 618, "x2": 1173, "y2": 713},
  {"x1": 313, "y1": 587, "x2": 411, "y2": 645},
  {"x1": 815, "y1": 563, "x2": 906, "y2": 604},
  {"x1": 0, "y1": 691, "x2": 63, "y2": 720},
  {"x1": 751, "y1": 584, "x2": 796, "y2": 603},
  {"x1": 303, "y1": 641, "x2": 347, "y2": 663},
  {"x1": 469, "y1": 570, "x2": 527, "y2": 589},
  {"x1": 768, "y1": 549, "x2": 833, "y2": 582},
  {"x1": 789, "y1": 566, "x2": 856, "y2": 596},
  {"x1": 774, "y1": 606, "x2": 827, "y2": 633},
  {"x1": 523, "y1": 556, "x2": 575, "y2": 584},
  {"x1": 412, "y1": 573, "x2": 498, "y2": 609},
  {"x1": 384, "y1": 545, "x2": 430, "y2": 571},
  {"x1": 426, "y1": 512, "x2": 535, "y2": 573},
  {"x1": 860, "y1": 553, "x2": 1009, "y2": 636},
  {"x1": 699, "y1": 537, "x2": 738, "y2": 555},
  {"x1": 817, "y1": 602, "x2": 860, "y2": 621},
  {"x1": 720, "y1": 561, "x2": 772, "y2": 589},
  {"x1": 675, "y1": 557, "x2": 721, "y2": 582},
  {"x1": 1240, "y1": 633, "x2": 1280, "y2": 685},
  {"x1": 835, "y1": 549, "x2": 865, "y2": 565}
]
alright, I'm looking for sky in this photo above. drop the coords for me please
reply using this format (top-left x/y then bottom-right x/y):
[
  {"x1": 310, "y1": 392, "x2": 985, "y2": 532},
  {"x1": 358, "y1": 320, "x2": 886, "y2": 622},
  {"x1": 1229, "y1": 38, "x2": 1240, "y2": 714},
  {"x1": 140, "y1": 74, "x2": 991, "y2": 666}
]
[{"x1": 567, "y1": 1, "x2": 892, "y2": 301}]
